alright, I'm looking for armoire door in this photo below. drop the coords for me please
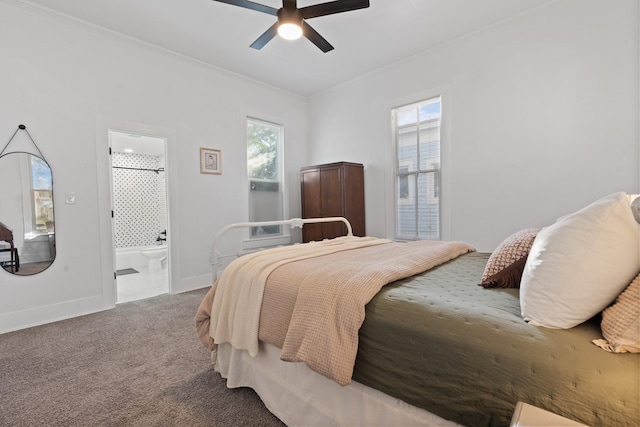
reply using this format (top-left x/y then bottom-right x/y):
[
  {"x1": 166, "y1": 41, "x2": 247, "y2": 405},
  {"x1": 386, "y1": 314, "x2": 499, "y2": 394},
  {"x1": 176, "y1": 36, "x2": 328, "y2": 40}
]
[
  {"x1": 318, "y1": 165, "x2": 345, "y2": 240},
  {"x1": 301, "y1": 168, "x2": 323, "y2": 242}
]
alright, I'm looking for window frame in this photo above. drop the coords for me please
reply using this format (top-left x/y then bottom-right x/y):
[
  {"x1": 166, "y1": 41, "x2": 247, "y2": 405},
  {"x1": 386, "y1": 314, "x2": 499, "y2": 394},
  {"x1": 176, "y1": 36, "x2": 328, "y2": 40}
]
[
  {"x1": 392, "y1": 96, "x2": 443, "y2": 241},
  {"x1": 246, "y1": 117, "x2": 285, "y2": 239}
]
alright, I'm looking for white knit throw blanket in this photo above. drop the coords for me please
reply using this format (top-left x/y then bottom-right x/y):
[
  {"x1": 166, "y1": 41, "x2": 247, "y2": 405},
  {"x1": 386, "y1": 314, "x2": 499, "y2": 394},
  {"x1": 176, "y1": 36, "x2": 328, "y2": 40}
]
[{"x1": 209, "y1": 236, "x2": 391, "y2": 357}]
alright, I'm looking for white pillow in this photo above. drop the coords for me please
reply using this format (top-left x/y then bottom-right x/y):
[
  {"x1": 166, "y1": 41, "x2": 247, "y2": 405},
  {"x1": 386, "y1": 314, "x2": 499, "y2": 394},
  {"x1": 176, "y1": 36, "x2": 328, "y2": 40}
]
[{"x1": 520, "y1": 192, "x2": 640, "y2": 329}]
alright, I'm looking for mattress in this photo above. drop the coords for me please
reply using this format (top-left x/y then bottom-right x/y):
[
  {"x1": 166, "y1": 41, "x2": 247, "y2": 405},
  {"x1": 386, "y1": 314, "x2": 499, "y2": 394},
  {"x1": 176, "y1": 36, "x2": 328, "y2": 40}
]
[{"x1": 353, "y1": 252, "x2": 639, "y2": 427}]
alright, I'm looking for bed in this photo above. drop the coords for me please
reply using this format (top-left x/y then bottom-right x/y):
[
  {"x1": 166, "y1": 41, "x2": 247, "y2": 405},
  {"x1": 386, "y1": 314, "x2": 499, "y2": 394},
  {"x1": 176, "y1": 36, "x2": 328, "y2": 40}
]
[{"x1": 196, "y1": 194, "x2": 640, "y2": 427}]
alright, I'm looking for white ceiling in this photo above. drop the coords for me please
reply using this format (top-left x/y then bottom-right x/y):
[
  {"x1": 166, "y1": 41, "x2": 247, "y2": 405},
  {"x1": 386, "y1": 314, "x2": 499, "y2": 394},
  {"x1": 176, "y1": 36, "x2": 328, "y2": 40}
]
[
  {"x1": 19, "y1": 0, "x2": 550, "y2": 96},
  {"x1": 110, "y1": 131, "x2": 165, "y2": 156}
]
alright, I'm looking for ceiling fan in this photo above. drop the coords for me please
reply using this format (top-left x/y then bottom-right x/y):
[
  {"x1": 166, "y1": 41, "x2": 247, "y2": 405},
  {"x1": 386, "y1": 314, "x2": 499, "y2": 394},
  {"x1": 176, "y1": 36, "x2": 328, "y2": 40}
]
[{"x1": 212, "y1": 0, "x2": 370, "y2": 52}]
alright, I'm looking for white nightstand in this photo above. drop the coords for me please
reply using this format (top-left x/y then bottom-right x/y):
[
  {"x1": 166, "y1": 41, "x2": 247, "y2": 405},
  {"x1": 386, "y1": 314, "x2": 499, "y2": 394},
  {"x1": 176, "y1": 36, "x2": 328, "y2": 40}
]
[{"x1": 510, "y1": 401, "x2": 589, "y2": 427}]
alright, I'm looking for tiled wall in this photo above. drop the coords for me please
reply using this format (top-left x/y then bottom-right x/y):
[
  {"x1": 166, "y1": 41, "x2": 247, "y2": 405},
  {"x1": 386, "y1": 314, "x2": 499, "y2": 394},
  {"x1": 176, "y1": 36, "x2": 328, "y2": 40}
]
[{"x1": 112, "y1": 153, "x2": 167, "y2": 248}]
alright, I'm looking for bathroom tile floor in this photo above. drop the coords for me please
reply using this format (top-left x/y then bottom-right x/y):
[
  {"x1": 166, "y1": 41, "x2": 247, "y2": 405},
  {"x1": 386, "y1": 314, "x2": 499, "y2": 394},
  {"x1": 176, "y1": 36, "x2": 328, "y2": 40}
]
[{"x1": 116, "y1": 266, "x2": 169, "y2": 304}]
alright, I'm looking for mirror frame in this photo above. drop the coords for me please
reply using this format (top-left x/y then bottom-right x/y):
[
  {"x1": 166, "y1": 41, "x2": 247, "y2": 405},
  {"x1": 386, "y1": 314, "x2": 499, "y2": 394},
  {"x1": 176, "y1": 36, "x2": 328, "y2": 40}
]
[{"x1": 0, "y1": 151, "x2": 55, "y2": 275}]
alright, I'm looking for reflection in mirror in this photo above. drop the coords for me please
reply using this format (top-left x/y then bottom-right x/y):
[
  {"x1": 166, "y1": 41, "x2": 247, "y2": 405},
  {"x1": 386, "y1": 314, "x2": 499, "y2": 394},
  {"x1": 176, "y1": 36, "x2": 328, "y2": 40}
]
[{"x1": 0, "y1": 152, "x2": 55, "y2": 275}]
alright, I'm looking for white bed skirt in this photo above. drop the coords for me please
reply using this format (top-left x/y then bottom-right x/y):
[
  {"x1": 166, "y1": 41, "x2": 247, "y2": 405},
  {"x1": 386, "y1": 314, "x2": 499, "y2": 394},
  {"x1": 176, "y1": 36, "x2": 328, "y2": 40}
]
[{"x1": 215, "y1": 342, "x2": 461, "y2": 427}]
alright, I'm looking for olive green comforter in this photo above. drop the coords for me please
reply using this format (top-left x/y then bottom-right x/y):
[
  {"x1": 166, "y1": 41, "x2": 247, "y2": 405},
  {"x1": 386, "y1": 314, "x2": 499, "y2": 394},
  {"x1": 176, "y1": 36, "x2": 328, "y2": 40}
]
[{"x1": 354, "y1": 252, "x2": 639, "y2": 427}]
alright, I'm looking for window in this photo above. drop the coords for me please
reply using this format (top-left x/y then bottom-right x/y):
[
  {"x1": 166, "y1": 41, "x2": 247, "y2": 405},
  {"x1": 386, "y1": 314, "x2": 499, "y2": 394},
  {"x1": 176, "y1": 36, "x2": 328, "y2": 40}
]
[
  {"x1": 30, "y1": 156, "x2": 54, "y2": 233},
  {"x1": 247, "y1": 118, "x2": 284, "y2": 237},
  {"x1": 392, "y1": 96, "x2": 441, "y2": 240}
]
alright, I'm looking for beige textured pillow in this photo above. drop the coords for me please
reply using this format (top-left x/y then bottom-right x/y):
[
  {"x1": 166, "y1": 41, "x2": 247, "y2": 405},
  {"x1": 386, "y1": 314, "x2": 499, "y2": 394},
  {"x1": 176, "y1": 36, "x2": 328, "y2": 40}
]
[
  {"x1": 480, "y1": 228, "x2": 539, "y2": 288},
  {"x1": 593, "y1": 273, "x2": 640, "y2": 353}
]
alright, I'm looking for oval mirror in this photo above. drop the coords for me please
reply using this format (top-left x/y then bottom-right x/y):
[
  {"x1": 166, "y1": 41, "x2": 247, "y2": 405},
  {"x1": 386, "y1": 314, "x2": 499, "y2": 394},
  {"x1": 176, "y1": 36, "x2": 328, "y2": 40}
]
[{"x1": 0, "y1": 152, "x2": 55, "y2": 275}]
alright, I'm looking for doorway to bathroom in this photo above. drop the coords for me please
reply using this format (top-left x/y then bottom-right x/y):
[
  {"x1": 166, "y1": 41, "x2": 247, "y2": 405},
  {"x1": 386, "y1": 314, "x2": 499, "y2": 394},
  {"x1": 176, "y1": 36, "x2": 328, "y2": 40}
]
[{"x1": 109, "y1": 130, "x2": 170, "y2": 303}]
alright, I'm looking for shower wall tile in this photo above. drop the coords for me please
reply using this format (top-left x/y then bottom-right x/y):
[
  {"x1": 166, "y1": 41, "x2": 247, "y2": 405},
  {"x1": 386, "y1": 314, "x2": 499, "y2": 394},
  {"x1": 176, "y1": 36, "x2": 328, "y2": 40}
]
[{"x1": 112, "y1": 153, "x2": 166, "y2": 248}]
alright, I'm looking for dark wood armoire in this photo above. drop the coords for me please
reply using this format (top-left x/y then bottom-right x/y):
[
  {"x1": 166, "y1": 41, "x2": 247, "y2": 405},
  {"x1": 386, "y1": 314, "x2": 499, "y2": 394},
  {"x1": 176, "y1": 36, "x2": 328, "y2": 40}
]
[{"x1": 300, "y1": 162, "x2": 365, "y2": 243}]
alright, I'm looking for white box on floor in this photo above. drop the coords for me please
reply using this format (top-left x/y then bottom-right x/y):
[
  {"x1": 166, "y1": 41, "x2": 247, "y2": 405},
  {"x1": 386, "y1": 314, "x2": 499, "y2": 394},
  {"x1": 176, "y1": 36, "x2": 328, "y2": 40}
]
[{"x1": 511, "y1": 401, "x2": 589, "y2": 427}]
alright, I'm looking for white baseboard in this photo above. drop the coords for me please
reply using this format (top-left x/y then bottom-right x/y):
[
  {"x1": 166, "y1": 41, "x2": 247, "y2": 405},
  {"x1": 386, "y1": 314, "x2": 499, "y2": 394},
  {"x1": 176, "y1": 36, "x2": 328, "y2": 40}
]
[
  {"x1": 0, "y1": 294, "x2": 112, "y2": 335},
  {"x1": 0, "y1": 275, "x2": 214, "y2": 335},
  {"x1": 176, "y1": 273, "x2": 214, "y2": 294}
]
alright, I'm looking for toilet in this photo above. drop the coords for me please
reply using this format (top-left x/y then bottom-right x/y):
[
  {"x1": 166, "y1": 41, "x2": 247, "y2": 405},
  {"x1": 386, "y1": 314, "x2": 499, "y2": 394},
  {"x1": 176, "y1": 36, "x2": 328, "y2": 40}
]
[{"x1": 141, "y1": 246, "x2": 168, "y2": 273}]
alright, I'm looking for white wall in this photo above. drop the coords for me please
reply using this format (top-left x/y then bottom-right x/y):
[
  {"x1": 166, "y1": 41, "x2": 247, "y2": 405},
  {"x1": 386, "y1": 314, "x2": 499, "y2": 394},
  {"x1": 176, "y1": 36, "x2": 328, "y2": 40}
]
[
  {"x1": 0, "y1": 3, "x2": 308, "y2": 333},
  {"x1": 1, "y1": 0, "x2": 638, "y2": 333},
  {"x1": 308, "y1": 0, "x2": 639, "y2": 252}
]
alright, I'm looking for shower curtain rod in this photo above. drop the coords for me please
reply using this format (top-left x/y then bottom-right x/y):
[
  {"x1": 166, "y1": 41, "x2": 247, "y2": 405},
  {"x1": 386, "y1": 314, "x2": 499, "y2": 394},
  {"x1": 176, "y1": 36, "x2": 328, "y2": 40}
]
[{"x1": 112, "y1": 166, "x2": 165, "y2": 174}]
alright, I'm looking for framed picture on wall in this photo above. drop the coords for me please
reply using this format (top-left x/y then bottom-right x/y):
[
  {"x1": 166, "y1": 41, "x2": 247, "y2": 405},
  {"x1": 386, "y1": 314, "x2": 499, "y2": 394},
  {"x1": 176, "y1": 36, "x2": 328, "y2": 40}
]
[{"x1": 200, "y1": 147, "x2": 221, "y2": 175}]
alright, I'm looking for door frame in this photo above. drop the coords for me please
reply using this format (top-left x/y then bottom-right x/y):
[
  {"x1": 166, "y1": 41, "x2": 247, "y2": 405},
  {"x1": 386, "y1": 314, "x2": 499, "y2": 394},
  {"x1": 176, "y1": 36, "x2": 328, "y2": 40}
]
[{"x1": 94, "y1": 116, "x2": 180, "y2": 308}]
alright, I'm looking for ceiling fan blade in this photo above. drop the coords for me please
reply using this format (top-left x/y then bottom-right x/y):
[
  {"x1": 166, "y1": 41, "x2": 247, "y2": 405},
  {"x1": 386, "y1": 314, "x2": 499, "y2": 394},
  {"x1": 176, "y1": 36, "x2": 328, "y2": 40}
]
[
  {"x1": 211, "y1": 0, "x2": 277, "y2": 16},
  {"x1": 302, "y1": 21, "x2": 334, "y2": 53},
  {"x1": 250, "y1": 23, "x2": 279, "y2": 50},
  {"x1": 300, "y1": 0, "x2": 369, "y2": 20}
]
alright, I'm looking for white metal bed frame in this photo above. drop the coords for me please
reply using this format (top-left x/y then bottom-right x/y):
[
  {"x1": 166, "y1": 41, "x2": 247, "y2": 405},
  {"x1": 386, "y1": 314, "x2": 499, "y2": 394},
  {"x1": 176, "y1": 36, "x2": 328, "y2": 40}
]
[{"x1": 210, "y1": 216, "x2": 353, "y2": 281}]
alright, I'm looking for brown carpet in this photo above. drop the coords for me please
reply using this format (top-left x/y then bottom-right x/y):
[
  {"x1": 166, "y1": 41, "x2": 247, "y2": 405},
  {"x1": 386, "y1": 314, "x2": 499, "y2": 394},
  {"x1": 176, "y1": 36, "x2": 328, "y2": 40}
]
[{"x1": 0, "y1": 288, "x2": 285, "y2": 426}]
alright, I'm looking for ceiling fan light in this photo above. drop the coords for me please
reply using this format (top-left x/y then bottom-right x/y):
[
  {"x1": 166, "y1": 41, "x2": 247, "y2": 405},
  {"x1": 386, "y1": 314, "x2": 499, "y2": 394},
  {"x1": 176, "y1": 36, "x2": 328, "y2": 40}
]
[{"x1": 278, "y1": 22, "x2": 302, "y2": 40}]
